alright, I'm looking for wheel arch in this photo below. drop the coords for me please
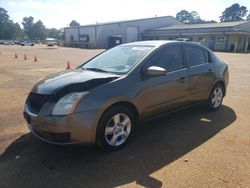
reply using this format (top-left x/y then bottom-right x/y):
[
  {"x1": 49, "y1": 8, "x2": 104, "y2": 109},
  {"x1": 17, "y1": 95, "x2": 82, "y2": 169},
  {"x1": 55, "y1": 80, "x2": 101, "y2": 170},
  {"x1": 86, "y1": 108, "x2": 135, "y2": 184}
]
[
  {"x1": 101, "y1": 101, "x2": 139, "y2": 122},
  {"x1": 209, "y1": 80, "x2": 226, "y2": 97},
  {"x1": 95, "y1": 101, "x2": 139, "y2": 147}
]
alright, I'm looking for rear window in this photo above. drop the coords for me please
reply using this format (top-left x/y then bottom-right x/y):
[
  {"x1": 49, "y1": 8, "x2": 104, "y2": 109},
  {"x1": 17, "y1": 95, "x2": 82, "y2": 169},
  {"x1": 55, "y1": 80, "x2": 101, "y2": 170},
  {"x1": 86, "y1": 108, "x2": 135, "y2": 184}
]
[{"x1": 184, "y1": 47, "x2": 206, "y2": 67}]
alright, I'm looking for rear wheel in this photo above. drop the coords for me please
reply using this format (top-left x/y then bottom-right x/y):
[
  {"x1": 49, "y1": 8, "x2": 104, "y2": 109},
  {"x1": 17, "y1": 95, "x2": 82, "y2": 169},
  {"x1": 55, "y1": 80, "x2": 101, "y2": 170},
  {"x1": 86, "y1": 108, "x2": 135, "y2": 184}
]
[
  {"x1": 97, "y1": 106, "x2": 135, "y2": 151},
  {"x1": 206, "y1": 83, "x2": 224, "y2": 111}
]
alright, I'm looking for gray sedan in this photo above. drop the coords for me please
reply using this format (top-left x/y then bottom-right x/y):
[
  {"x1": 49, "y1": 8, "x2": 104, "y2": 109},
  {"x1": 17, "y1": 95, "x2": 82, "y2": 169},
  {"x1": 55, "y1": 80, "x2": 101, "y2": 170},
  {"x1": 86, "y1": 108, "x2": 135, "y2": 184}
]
[{"x1": 23, "y1": 41, "x2": 229, "y2": 150}]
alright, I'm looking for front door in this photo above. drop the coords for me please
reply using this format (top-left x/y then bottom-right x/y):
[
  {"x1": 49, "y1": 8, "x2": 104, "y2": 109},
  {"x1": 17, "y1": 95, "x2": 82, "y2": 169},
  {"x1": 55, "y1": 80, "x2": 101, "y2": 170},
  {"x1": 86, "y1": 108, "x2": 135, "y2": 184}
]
[{"x1": 136, "y1": 45, "x2": 189, "y2": 118}]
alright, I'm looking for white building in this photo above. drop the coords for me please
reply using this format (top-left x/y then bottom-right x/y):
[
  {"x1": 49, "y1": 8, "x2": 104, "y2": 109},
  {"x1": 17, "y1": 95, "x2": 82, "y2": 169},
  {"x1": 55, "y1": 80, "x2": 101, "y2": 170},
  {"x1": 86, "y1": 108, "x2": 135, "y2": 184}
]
[
  {"x1": 143, "y1": 21, "x2": 250, "y2": 52},
  {"x1": 64, "y1": 16, "x2": 181, "y2": 48}
]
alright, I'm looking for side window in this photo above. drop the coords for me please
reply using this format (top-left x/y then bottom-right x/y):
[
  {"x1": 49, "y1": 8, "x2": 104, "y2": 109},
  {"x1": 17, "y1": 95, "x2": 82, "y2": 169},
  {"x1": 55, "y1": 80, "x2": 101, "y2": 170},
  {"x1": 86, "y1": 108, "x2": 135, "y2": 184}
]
[
  {"x1": 184, "y1": 46, "x2": 206, "y2": 67},
  {"x1": 204, "y1": 50, "x2": 209, "y2": 63},
  {"x1": 204, "y1": 50, "x2": 212, "y2": 63},
  {"x1": 149, "y1": 46, "x2": 184, "y2": 72}
]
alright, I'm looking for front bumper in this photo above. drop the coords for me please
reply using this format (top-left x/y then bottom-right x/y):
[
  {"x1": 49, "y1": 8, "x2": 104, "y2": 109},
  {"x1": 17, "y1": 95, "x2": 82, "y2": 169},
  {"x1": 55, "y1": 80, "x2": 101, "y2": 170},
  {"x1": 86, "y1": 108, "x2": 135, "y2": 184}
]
[{"x1": 23, "y1": 104, "x2": 99, "y2": 145}]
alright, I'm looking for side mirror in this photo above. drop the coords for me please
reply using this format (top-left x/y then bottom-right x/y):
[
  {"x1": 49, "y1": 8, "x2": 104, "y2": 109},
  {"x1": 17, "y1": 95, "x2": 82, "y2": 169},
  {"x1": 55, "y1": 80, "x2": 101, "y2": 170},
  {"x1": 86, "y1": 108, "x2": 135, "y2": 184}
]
[{"x1": 147, "y1": 66, "x2": 167, "y2": 77}]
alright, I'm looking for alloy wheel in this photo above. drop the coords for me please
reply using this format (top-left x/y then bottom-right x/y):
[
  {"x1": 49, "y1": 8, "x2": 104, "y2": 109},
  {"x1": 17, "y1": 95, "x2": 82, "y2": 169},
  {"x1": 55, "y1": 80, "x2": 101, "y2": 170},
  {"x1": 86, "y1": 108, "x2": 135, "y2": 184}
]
[
  {"x1": 105, "y1": 113, "x2": 131, "y2": 147},
  {"x1": 211, "y1": 87, "x2": 223, "y2": 108}
]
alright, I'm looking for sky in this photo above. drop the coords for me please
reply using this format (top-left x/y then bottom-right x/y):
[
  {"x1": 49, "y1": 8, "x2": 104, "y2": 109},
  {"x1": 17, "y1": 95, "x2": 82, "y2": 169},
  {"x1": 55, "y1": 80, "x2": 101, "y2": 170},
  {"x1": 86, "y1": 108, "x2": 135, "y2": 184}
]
[{"x1": 1, "y1": 0, "x2": 250, "y2": 29}]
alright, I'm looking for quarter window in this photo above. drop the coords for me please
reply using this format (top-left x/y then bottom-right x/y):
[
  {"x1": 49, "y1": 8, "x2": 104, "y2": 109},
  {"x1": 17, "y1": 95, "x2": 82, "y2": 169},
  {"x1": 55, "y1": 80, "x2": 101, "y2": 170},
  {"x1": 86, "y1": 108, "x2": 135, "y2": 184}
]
[
  {"x1": 184, "y1": 47, "x2": 206, "y2": 67},
  {"x1": 149, "y1": 46, "x2": 184, "y2": 72},
  {"x1": 203, "y1": 50, "x2": 212, "y2": 63}
]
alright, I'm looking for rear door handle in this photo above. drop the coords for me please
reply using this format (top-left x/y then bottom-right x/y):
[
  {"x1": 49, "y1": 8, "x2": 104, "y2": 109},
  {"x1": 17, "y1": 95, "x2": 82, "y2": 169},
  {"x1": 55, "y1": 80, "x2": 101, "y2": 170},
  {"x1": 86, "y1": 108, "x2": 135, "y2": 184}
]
[{"x1": 179, "y1": 77, "x2": 186, "y2": 83}]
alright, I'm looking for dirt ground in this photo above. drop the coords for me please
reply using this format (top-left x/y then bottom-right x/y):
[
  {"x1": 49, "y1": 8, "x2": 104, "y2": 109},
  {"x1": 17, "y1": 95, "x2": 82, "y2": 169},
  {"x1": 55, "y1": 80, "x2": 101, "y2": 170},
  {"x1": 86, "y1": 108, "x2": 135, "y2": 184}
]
[{"x1": 0, "y1": 45, "x2": 249, "y2": 188}]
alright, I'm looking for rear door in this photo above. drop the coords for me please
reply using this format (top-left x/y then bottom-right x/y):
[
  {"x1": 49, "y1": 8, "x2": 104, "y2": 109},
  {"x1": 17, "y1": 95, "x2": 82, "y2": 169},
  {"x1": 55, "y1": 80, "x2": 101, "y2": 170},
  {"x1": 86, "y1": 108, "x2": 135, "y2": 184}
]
[
  {"x1": 137, "y1": 45, "x2": 189, "y2": 117},
  {"x1": 183, "y1": 45, "x2": 214, "y2": 102}
]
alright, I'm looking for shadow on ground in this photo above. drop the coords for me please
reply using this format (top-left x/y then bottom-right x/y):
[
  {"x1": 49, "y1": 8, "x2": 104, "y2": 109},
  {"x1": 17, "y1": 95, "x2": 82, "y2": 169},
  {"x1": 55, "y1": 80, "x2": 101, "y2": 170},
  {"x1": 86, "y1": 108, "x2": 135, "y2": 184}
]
[{"x1": 0, "y1": 105, "x2": 236, "y2": 188}]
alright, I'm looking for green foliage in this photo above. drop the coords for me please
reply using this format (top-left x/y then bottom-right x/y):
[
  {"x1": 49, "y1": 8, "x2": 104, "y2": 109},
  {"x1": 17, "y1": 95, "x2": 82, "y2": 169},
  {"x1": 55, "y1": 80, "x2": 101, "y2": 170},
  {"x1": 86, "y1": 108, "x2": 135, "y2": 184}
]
[
  {"x1": 22, "y1": 17, "x2": 46, "y2": 40},
  {"x1": 69, "y1": 20, "x2": 80, "y2": 27},
  {"x1": 204, "y1": 20, "x2": 218, "y2": 23},
  {"x1": 22, "y1": 16, "x2": 34, "y2": 38},
  {"x1": 176, "y1": 10, "x2": 192, "y2": 24},
  {"x1": 247, "y1": 14, "x2": 250, "y2": 21},
  {"x1": 0, "y1": 7, "x2": 22, "y2": 39},
  {"x1": 0, "y1": 7, "x2": 63, "y2": 41},
  {"x1": 47, "y1": 28, "x2": 64, "y2": 40},
  {"x1": 220, "y1": 3, "x2": 248, "y2": 22},
  {"x1": 33, "y1": 20, "x2": 46, "y2": 39},
  {"x1": 176, "y1": 10, "x2": 213, "y2": 24},
  {"x1": 0, "y1": 7, "x2": 9, "y2": 24}
]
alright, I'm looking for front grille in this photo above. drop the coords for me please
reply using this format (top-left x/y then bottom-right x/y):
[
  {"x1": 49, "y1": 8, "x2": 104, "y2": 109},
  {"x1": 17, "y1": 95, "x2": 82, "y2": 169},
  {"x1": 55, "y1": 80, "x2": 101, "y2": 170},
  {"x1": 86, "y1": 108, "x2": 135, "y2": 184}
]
[{"x1": 27, "y1": 93, "x2": 55, "y2": 114}]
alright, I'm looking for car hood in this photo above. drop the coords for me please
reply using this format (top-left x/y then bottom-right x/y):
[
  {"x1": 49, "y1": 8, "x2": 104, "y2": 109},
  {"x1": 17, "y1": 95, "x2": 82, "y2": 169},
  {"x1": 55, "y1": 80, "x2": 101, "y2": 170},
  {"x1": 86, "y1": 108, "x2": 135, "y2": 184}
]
[{"x1": 32, "y1": 69, "x2": 120, "y2": 95}]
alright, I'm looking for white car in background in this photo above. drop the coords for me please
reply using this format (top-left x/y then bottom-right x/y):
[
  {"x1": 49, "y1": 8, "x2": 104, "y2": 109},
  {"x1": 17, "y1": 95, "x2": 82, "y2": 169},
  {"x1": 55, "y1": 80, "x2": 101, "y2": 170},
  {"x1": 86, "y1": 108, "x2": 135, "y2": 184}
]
[
  {"x1": 20, "y1": 41, "x2": 35, "y2": 46},
  {"x1": 175, "y1": 38, "x2": 191, "y2": 42}
]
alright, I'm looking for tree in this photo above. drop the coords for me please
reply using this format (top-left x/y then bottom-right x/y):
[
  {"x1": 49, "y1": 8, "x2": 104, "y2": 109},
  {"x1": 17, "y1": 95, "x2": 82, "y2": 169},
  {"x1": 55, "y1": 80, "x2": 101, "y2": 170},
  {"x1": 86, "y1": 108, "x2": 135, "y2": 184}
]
[
  {"x1": 176, "y1": 10, "x2": 205, "y2": 24},
  {"x1": 205, "y1": 20, "x2": 217, "y2": 23},
  {"x1": 9, "y1": 22, "x2": 23, "y2": 39},
  {"x1": 0, "y1": 7, "x2": 9, "y2": 24},
  {"x1": 69, "y1": 20, "x2": 80, "y2": 27},
  {"x1": 22, "y1": 17, "x2": 46, "y2": 39},
  {"x1": 220, "y1": 3, "x2": 248, "y2": 22},
  {"x1": 32, "y1": 20, "x2": 46, "y2": 39},
  {"x1": 22, "y1": 16, "x2": 34, "y2": 38},
  {"x1": 189, "y1": 11, "x2": 205, "y2": 24},
  {"x1": 47, "y1": 28, "x2": 64, "y2": 40},
  {"x1": 247, "y1": 14, "x2": 250, "y2": 21},
  {"x1": 176, "y1": 10, "x2": 192, "y2": 24},
  {"x1": 0, "y1": 7, "x2": 22, "y2": 39},
  {"x1": 1, "y1": 7, "x2": 63, "y2": 40}
]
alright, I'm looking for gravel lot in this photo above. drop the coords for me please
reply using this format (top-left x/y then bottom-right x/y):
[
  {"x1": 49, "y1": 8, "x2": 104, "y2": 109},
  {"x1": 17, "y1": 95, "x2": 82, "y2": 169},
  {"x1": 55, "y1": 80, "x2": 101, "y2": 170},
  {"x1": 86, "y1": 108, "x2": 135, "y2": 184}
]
[{"x1": 0, "y1": 45, "x2": 250, "y2": 188}]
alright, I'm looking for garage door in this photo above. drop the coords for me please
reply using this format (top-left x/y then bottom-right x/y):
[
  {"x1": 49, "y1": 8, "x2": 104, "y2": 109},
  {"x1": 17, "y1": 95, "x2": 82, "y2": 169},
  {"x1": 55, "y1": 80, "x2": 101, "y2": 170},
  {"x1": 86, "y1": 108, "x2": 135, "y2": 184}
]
[{"x1": 126, "y1": 26, "x2": 139, "y2": 43}]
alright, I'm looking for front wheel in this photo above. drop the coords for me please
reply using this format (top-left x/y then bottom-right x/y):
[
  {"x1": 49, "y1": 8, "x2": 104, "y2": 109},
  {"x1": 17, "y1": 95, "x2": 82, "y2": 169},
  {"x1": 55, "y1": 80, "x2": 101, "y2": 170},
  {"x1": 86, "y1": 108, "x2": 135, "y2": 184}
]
[
  {"x1": 96, "y1": 106, "x2": 135, "y2": 151},
  {"x1": 206, "y1": 83, "x2": 224, "y2": 111}
]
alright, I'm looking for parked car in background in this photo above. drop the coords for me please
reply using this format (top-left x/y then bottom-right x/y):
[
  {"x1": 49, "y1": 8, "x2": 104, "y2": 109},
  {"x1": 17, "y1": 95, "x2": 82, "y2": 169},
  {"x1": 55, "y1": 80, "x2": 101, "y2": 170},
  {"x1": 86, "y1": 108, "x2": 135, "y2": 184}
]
[
  {"x1": 1, "y1": 40, "x2": 15, "y2": 45},
  {"x1": 46, "y1": 38, "x2": 58, "y2": 46},
  {"x1": 23, "y1": 41, "x2": 229, "y2": 151},
  {"x1": 14, "y1": 40, "x2": 22, "y2": 45},
  {"x1": 176, "y1": 38, "x2": 191, "y2": 42},
  {"x1": 20, "y1": 41, "x2": 35, "y2": 46}
]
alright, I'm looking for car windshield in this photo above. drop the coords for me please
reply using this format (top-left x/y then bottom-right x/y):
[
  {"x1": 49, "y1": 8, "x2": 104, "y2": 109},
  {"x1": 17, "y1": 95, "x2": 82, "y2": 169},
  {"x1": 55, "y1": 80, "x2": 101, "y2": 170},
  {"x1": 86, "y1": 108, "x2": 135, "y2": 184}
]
[{"x1": 82, "y1": 46, "x2": 153, "y2": 74}]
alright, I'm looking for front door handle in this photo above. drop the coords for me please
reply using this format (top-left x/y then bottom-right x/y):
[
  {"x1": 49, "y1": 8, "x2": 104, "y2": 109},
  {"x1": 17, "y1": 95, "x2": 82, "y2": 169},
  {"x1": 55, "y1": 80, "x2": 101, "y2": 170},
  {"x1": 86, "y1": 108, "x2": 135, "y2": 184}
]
[{"x1": 179, "y1": 77, "x2": 186, "y2": 83}]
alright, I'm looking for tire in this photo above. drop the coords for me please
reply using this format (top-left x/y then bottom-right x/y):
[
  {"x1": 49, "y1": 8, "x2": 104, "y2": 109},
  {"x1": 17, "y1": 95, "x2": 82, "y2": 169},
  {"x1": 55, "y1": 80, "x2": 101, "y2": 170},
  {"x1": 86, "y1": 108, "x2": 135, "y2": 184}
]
[
  {"x1": 96, "y1": 106, "x2": 135, "y2": 151},
  {"x1": 206, "y1": 83, "x2": 224, "y2": 111}
]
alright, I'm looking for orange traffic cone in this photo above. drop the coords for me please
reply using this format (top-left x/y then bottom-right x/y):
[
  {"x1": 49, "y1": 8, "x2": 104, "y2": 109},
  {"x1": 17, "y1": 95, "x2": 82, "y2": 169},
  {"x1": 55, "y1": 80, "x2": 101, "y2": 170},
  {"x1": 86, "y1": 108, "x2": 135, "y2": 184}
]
[
  {"x1": 15, "y1": 53, "x2": 18, "y2": 58},
  {"x1": 24, "y1": 54, "x2": 27, "y2": 60},
  {"x1": 34, "y1": 56, "x2": 38, "y2": 62},
  {"x1": 66, "y1": 61, "x2": 71, "y2": 69}
]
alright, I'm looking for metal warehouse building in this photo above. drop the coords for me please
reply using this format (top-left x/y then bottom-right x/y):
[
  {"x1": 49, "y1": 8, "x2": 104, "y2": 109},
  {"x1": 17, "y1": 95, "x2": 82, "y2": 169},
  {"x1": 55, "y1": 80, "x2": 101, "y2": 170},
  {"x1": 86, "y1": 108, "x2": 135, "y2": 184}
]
[
  {"x1": 143, "y1": 21, "x2": 250, "y2": 52},
  {"x1": 64, "y1": 16, "x2": 180, "y2": 48}
]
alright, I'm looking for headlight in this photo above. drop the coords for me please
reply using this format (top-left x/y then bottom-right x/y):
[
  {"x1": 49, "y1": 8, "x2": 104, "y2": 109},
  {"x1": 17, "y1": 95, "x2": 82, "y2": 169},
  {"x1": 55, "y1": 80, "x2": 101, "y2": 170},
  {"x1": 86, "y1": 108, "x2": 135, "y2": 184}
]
[{"x1": 52, "y1": 91, "x2": 89, "y2": 115}]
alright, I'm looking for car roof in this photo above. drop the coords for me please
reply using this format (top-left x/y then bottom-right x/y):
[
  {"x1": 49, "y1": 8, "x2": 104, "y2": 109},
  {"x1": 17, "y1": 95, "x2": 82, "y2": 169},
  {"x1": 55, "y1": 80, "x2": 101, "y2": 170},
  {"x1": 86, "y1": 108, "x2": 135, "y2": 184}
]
[
  {"x1": 120, "y1": 40, "x2": 173, "y2": 47},
  {"x1": 120, "y1": 40, "x2": 203, "y2": 48}
]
